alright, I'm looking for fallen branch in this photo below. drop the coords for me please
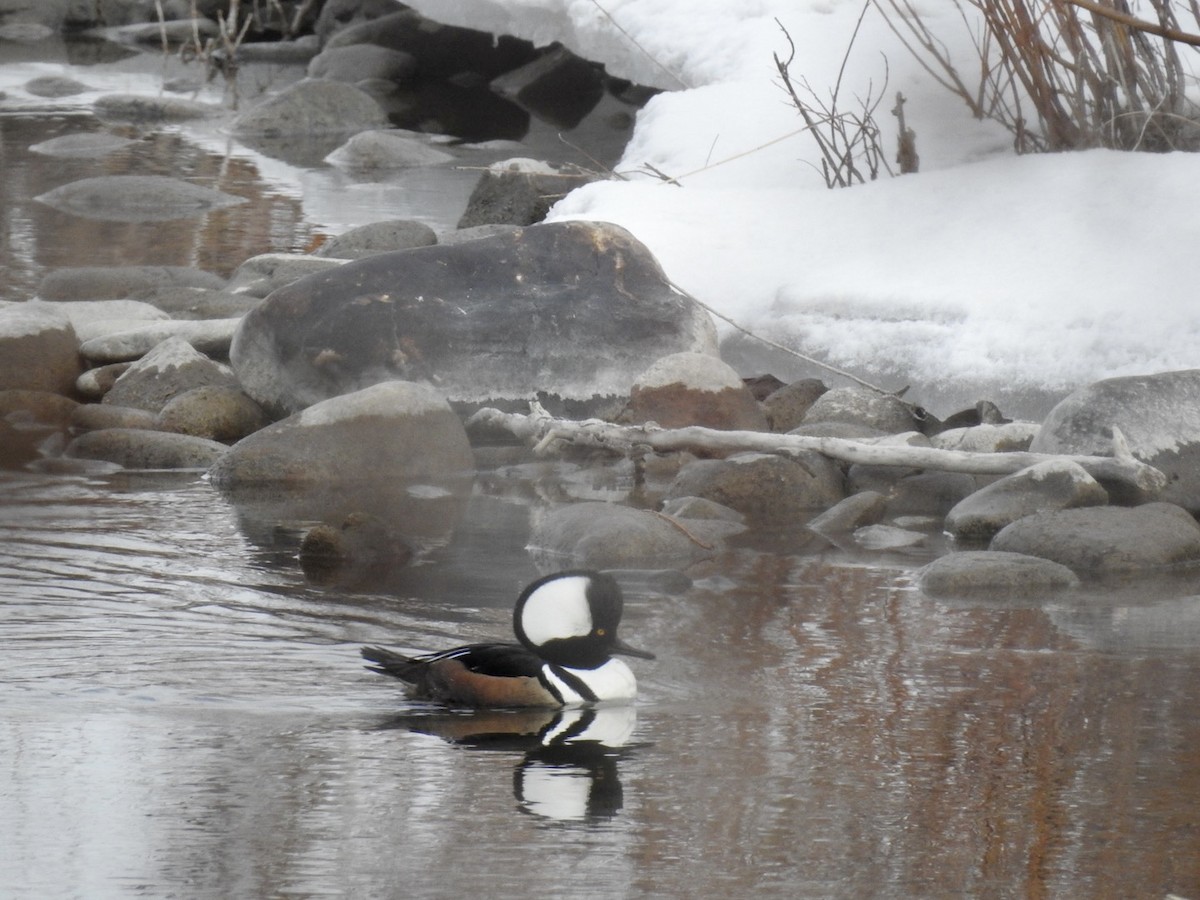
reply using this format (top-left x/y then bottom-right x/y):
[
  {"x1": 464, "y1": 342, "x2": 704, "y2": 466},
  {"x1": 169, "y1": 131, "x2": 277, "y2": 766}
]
[{"x1": 467, "y1": 403, "x2": 1167, "y2": 499}]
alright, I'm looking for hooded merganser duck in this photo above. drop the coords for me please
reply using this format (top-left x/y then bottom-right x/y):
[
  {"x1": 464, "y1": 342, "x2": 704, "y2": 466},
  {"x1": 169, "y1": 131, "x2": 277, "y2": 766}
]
[{"x1": 361, "y1": 570, "x2": 654, "y2": 708}]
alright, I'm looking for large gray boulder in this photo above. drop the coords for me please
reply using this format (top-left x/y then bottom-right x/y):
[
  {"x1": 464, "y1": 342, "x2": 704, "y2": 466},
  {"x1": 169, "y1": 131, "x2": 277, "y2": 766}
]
[
  {"x1": 664, "y1": 451, "x2": 845, "y2": 524},
  {"x1": 230, "y1": 221, "x2": 718, "y2": 417},
  {"x1": 527, "y1": 501, "x2": 713, "y2": 569},
  {"x1": 0, "y1": 303, "x2": 81, "y2": 395},
  {"x1": 102, "y1": 336, "x2": 237, "y2": 413},
  {"x1": 207, "y1": 380, "x2": 473, "y2": 488},
  {"x1": 231, "y1": 78, "x2": 389, "y2": 137},
  {"x1": 1030, "y1": 370, "x2": 1200, "y2": 510},
  {"x1": 919, "y1": 550, "x2": 1080, "y2": 599}
]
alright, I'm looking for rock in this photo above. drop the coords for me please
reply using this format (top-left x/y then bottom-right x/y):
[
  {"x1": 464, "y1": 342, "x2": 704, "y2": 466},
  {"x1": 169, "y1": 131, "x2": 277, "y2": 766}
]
[
  {"x1": 155, "y1": 385, "x2": 267, "y2": 443},
  {"x1": 0, "y1": 389, "x2": 78, "y2": 428},
  {"x1": 93, "y1": 93, "x2": 222, "y2": 123},
  {"x1": 299, "y1": 512, "x2": 415, "y2": 588},
  {"x1": 930, "y1": 421, "x2": 1041, "y2": 452},
  {"x1": 24, "y1": 74, "x2": 90, "y2": 97},
  {"x1": 207, "y1": 380, "x2": 474, "y2": 488},
  {"x1": 618, "y1": 352, "x2": 768, "y2": 431},
  {"x1": 853, "y1": 524, "x2": 926, "y2": 550},
  {"x1": 527, "y1": 501, "x2": 711, "y2": 568},
  {"x1": 102, "y1": 337, "x2": 237, "y2": 413},
  {"x1": 658, "y1": 495, "x2": 748, "y2": 544},
  {"x1": 314, "y1": 0, "x2": 397, "y2": 44},
  {"x1": 806, "y1": 490, "x2": 888, "y2": 535},
  {"x1": 35, "y1": 175, "x2": 247, "y2": 223},
  {"x1": 919, "y1": 551, "x2": 1080, "y2": 599},
  {"x1": 0, "y1": 418, "x2": 46, "y2": 469},
  {"x1": 80, "y1": 319, "x2": 242, "y2": 363},
  {"x1": 742, "y1": 374, "x2": 787, "y2": 401},
  {"x1": 664, "y1": 451, "x2": 844, "y2": 524},
  {"x1": 71, "y1": 403, "x2": 160, "y2": 433},
  {"x1": 35, "y1": 299, "x2": 171, "y2": 342},
  {"x1": 308, "y1": 43, "x2": 417, "y2": 84},
  {"x1": 489, "y1": 45, "x2": 604, "y2": 129},
  {"x1": 790, "y1": 421, "x2": 890, "y2": 440},
  {"x1": 38, "y1": 265, "x2": 225, "y2": 301},
  {"x1": 802, "y1": 386, "x2": 920, "y2": 434},
  {"x1": 324, "y1": 8, "x2": 537, "y2": 81},
  {"x1": 763, "y1": 378, "x2": 828, "y2": 432},
  {"x1": 879, "y1": 470, "x2": 981, "y2": 518},
  {"x1": 29, "y1": 132, "x2": 137, "y2": 158},
  {"x1": 64, "y1": 428, "x2": 227, "y2": 469},
  {"x1": 990, "y1": 503, "x2": 1200, "y2": 574},
  {"x1": 76, "y1": 362, "x2": 132, "y2": 399},
  {"x1": 231, "y1": 78, "x2": 389, "y2": 137},
  {"x1": 134, "y1": 287, "x2": 261, "y2": 320},
  {"x1": 458, "y1": 158, "x2": 596, "y2": 228},
  {"x1": 236, "y1": 38, "x2": 321, "y2": 65},
  {"x1": 1030, "y1": 370, "x2": 1200, "y2": 510},
  {"x1": 314, "y1": 219, "x2": 438, "y2": 259},
  {"x1": 439, "y1": 224, "x2": 521, "y2": 246},
  {"x1": 0, "y1": 303, "x2": 81, "y2": 394},
  {"x1": 323, "y1": 130, "x2": 456, "y2": 169},
  {"x1": 945, "y1": 460, "x2": 1109, "y2": 542},
  {"x1": 0, "y1": 0, "x2": 67, "y2": 30},
  {"x1": 225, "y1": 253, "x2": 345, "y2": 298},
  {"x1": 230, "y1": 221, "x2": 718, "y2": 416}
]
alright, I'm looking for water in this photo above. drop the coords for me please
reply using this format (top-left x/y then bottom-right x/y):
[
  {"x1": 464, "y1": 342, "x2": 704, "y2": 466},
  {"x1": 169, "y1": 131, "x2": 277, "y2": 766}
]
[{"x1": 4, "y1": 34, "x2": 1200, "y2": 900}]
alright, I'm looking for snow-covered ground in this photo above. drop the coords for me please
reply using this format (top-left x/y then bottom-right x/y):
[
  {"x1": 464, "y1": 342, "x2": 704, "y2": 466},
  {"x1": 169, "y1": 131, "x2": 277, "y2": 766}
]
[{"x1": 406, "y1": 0, "x2": 1200, "y2": 416}]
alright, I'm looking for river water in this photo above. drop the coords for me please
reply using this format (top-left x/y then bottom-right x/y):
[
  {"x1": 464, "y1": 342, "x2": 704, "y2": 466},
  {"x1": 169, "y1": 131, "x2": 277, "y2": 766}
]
[{"x1": 3, "y1": 33, "x2": 1200, "y2": 900}]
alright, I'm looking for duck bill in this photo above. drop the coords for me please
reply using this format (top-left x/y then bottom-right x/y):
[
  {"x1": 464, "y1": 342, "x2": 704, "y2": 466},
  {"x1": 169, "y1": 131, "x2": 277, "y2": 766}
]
[{"x1": 612, "y1": 637, "x2": 655, "y2": 660}]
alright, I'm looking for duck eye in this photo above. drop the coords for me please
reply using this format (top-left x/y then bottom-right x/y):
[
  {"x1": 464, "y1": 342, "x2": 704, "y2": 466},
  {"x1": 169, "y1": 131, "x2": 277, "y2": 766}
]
[{"x1": 595, "y1": 628, "x2": 606, "y2": 637}]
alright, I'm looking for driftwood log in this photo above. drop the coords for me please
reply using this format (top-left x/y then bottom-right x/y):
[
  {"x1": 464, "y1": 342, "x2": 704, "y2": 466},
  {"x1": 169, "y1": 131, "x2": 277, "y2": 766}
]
[{"x1": 467, "y1": 402, "x2": 1168, "y2": 501}]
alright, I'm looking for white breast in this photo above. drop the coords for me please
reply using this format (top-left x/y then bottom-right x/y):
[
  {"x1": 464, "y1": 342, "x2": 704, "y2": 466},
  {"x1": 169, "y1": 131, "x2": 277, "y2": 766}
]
[{"x1": 542, "y1": 659, "x2": 638, "y2": 705}]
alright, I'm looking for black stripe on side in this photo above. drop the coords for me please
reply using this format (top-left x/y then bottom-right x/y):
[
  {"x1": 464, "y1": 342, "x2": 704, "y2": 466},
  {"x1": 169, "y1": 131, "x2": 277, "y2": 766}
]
[{"x1": 547, "y1": 665, "x2": 600, "y2": 704}]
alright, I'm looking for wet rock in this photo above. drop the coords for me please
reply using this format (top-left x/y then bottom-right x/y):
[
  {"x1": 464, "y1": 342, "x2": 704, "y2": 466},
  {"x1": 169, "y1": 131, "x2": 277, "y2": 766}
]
[
  {"x1": 458, "y1": 158, "x2": 596, "y2": 228},
  {"x1": 93, "y1": 93, "x2": 222, "y2": 123},
  {"x1": 325, "y1": 8, "x2": 537, "y2": 81},
  {"x1": 39, "y1": 299, "x2": 171, "y2": 342},
  {"x1": 71, "y1": 403, "x2": 160, "y2": 434},
  {"x1": 439, "y1": 224, "x2": 521, "y2": 246},
  {"x1": 29, "y1": 132, "x2": 137, "y2": 158},
  {"x1": 25, "y1": 74, "x2": 90, "y2": 97},
  {"x1": 618, "y1": 352, "x2": 768, "y2": 431},
  {"x1": 802, "y1": 386, "x2": 920, "y2": 434},
  {"x1": 299, "y1": 512, "x2": 415, "y2": 588},
  {"x1": 314, "y1": 219, "x2": 438, "y2": 259},
  {"x1": 64, "y1": 428, "x2": 227, "y2": 470},
  {"x1": 930, "y1": 421, "x2": 1040, "y2": 452},
  {"x1": 527, "y1": 501, "x2": 711, "y2": 569},
  {"x1": 853, "y1": 524, "x2": 926, "y2": 550},
  {"x1": 945, "y1": 459, "x2": 1109, "y2": 543},
  {"x1": 226, "y1": 253, "x2": 345, "y2": 298},
  {"x1": 806, "y1": 490, "x2": 888, "y2": 535},
  {"x1": 658, "y1": 495, "x2": 748, "y2": 544},
  {"x1": 135, "y1": 287, "x2": 261, "y2": 320},
  {"x1": 156, "y1": 385, "x2": 267, "y2": 443},
  {"x1": 231, "y1": 221, "x2": 718, "y2": 416},
  {"x1": 0, "y1": 303, "x2": 81, "y2": 395},
  {"x1": 231, "y1": 78, "x2": 389, "y2": 137},
  {"x1": 323, "y1": 130, "x2": 456, "y2": 169},
  {"x1": 102, "y1": 336, "x2": 237, "y2": 413},
  {"x1": 763, "y1": 378, "x2": 828, "y2": 432},
  {"x1": 1030, "y1": 370, "x2": 1200, "y2": 510},
  {"x1": 308, "y1": 43, "x2": 417, "y2": 84},
  {"x1": 76, "y1": 362, "x2": 133, "y2": 399},
  {"x1": 80, "y1": 318, "x2": 242, "y2": 363},
  {"x1": 207, "y1": 380, "x2": 473, "y2": 488},
  {"x1": 489, "y1": 45, "x2": 604, "y2": 129},
  {"x1": 664, "y1": 451, "x2": 845, "y2": 525},
  {"x1": 919, "y1": 550, "x2": 1080, "y2": 599},
  {"x1": 880, "y1": 470, "x2": 981, "y2": 518},
  {"x1": 0, "y1": 389, "x2": 79, "y2": 429},
  {"x1": 38, "y1": 265, "x2": 225, "y2": 301},
  {"x1": 990, "y1": 502, "x2": 1200, "y2": 573},
  {"x1": 35, "y1": 175, "x2": 247, "y2": 223}
]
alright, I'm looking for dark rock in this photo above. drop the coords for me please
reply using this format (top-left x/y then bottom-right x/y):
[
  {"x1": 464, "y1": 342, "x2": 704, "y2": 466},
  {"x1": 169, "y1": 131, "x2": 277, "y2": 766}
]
[
  {"x1": 102, "y1": 337, "x2": 237, "y2": 413},
  {"x1": 664, "y1": 451, "x2": 844, "y2": 524},
  {"x1": 763, "y1": 378, "x2": 828, "y2": 432},
  {"x1": 64, "y1": 428, "x2": 227, "y2": 469},
  {"x1": 802, "y1": 386, "x2": 920, "y2": 434},
  {"x1": 458, "y1": 159, "x2": 596, "y2": 228},
  {"x1": 618, "y1": 351, "x2": 769, "y2": 431},
  {"x1": 991, "y1": 502, "x2": 1200, "y2": 573},
  {"x1": 527, "y1": 501, "x2": 712, "y2": 569},
  {"x1": 0, "y1": 389, "x2": 78, "y2": 428},
  {"x1": 314, "y1": 0, "x2": 397, "y2": 44},
  {"x1": 35, "y1": 175, "x2": 246, "y2": 223},
  {"x1": 742, "y1": 374, "x2": 786, "y2": 402},
  {"x1": 299, "y1": 512, "x2": 415, "y2": 588},
  {"x1": 71, "y1": 403, "x2": 160, "y2": 433},
  {"x1": 919, "y1": 550, "x2": 1080, "y2": 599},
  {"x1": 945, "y1": 460, "x2": 1109, "y2": 542},
  {"x1": 1030, "y1": 370, "x2": 1200, "y2": 510},
  {"x1": 489, "y1": 45, "x2": 604, "y2": 129},
  {"x1": 25, "y1": 74, "x2": 90, "y2": 97},
  {"x1": 231, "y1": 78, "x2": 389, "y2": 137},
  {"x1": 0, "y1": 303, "x2": 81, "y2": 395},
  {"x1": 308, "y1": 43, "x2": 417, "y2": 84},
  {"x1": 156, "y1": 385, "x2": 267, "y2": 443},
  {"x1": 0, "y1": 418, "x2": 45, "y2": 469},
  {"x1": 883, "y1": 470, "x2": 981, "y2": 518},
  {"x1": 38, "y1": 265, "x2": 225, "y2": 301},
  {"x1": 230, "y1": 221, "x2": 717, "y2": 416},
  {"x1": 236, "y1": 38, "x2": 321, "y2": 65},
  {"x1": 315, "y1": 219, "x2": 438, "y2": 259},
  {"x1": 806, "y1": 490, "x2": 888, "y2": 535},
  {"x1": 29, "y1": 132, "x2": 137, "y2": 158},
  {"x1": 207, "y1": 380, "x2": 474, "y2": 488}
]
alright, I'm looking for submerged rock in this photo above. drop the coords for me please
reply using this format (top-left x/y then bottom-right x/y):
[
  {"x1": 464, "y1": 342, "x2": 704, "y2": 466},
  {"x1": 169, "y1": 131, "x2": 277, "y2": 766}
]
[
  {"x1": 35, "y1": 175, "x2": 246, "y2": 223},
  {"x1": 919, "y1": 550, "x2": 1080, "y2": 599},
  {"x1": 230, "y1": 221, "x2": 717, "y2": 417}
]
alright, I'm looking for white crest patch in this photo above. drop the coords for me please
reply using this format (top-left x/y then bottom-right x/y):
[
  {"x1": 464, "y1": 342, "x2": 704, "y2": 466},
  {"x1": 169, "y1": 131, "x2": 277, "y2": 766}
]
[{"x1": 520, "y1": 575, "x2": 594, "y2": 647}]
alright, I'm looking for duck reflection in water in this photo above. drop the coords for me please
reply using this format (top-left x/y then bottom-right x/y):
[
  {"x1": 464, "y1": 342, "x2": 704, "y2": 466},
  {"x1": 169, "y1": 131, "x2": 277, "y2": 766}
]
[{"x1": 378, "y1": 704, "x2": 642, "y2": 822}]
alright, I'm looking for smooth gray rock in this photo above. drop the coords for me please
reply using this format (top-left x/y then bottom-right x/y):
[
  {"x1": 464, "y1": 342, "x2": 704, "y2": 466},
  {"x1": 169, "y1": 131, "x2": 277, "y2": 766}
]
[
  {"x1": 71, "y1": 403, "x2": 160, "y2": 433},
  {"x1": 665, "y1": 451, "x2": 844, "y2": 524},
  {"x1": 1030, "y1": 370, "x2": 1200, "y2": 510},
  {"x1": 314, "y1": 219, "x2": 437, "y2": 259},
  {"x1": 25, "y1": 74, "x2": 90, "y2": 97},
  {"x1": 29, "y1": 132, "x2": 137, "y2": 158},
  {"x1": 156, "y1": 385, "x2": 267, "y2": 443},
  {"x1": 75, "y1": 362, "x2": 133, "y2": 399},
  {"x1": 324, "y1": 130, "x2": 456, "y2": 169},
  {"x1": 308, "y1": 43, "x2": 416, "y2": 83},
  {"x1": 919, "y1": 550, "x2": 1080, "y2": 599},
  {"x1": 35, "y1": 175, "x2": 246, "y2": 223},
  {"x1": 931, "y1": 421, "x2": 1041, "y2": 453},
  {"x1": 990, "y1": 503, "x2": 1200, "y2": 573},
  {"x1": 230, "y1": 221, "x2": 718, "y2": 416},
  {"x1": 38, "y1": 265, "x2": 225, "y2": 301},
  {"x1": 807, "y1": 490, "x2": 888, "y2": 535},
  {"x1": 93, "y1": 93, "x2": 222, "y2": 123},
  {"x1": 458, "y1": 158, "x2": 595, "y2": 228},
  {"x1": 38, "y1": 299, "x2": 170, "y2": 343},
  {"x1": 527, "y1": 501, "x2": 712, "y2": 569},
  {"x1": 802, "y1": 386, "x2": 920, "y2": 434},
  {"x1": 64, "y1": 428, "x2": 227, "y2": 469},
  {"x1": 101, "y1": 336, "x2": 237, "y2": 413},
  {"x1": 231, "y1": 78, "x2": 389, "y2": 137},
  {"x1": 945, "y1": 459, "x2": 1109, "y2": 542},
  {"x1": 0, "y1": 303, "x2": 81, "y2": 394},
  {"x1": 225, "y1": 253, "x2": 345, "y2": 298},
  {"x1": 80, "y1": 319, "x2": 242, "y2": 363}
]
